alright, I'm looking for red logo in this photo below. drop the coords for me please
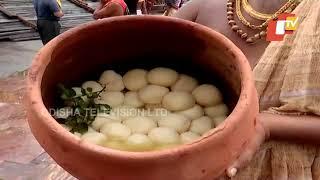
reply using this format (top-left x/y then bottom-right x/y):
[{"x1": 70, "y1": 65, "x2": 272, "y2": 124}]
[{"x1": 267, "y1": 13, "x2": 298, "y2": 41}]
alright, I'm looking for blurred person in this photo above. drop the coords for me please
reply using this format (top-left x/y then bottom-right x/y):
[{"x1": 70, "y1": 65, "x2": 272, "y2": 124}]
[
  {"x1": 33, "y1": 0, "x2": 64, "y2": 45},
  {"x1": 163, "y1": 0, "x2": 183, "y2": 16},
  {"x1": 124, "y1": 0, "x2": 152, "y2": 15},
  {"x1": 93, "y1": 0, "x2": 129, "y2": 19},
  {"x1": 124, "y1": 0, "x2": 139, "y2": 14}
]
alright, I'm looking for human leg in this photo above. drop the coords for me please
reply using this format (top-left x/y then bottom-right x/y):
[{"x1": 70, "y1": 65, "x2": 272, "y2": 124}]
[{"x1": 37, "y1": 20, "x2": 61, "y2": 45}]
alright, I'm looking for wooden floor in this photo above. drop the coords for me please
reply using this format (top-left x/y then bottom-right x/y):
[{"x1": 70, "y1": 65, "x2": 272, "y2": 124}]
[
  {"x1": 0, "y1": 0, "x2": 97, "y2": 41},
  {"x1": 0, "y1": 0, "x2": 168, "y2": 42}
]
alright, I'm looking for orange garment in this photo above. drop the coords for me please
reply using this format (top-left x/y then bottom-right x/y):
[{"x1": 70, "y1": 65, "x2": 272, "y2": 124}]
[{"x1": 103, "y1": 0, "x2": 127, "y2": 13}]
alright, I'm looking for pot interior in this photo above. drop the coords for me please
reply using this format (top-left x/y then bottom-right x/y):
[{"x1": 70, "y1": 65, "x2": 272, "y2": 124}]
[{"x1": 40, "y1": 17, "x2": 242, "y2": 112}]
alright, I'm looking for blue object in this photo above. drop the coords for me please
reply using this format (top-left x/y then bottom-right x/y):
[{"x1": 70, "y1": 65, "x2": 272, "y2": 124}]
[{"x1": 33, "y1": 0, "x2": 61, "y2": 21}]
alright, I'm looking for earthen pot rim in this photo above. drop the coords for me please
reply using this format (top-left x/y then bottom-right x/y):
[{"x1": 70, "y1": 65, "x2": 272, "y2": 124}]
[{"x1": 27, "y1": 16, "x2": 255, "y2": 161}]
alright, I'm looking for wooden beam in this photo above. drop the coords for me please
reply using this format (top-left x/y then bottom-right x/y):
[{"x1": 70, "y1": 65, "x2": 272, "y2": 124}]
[
  {"x1": 66, "y1": 0, "x2": 94, "y2": 13},
  {"x1": 0, "y1": 4, "x2": 37, "y2": 30},
  {"x1": 16, "y1": 15, "x2": 37, "y2": 30},
  {"x1": 0, "y1": 4, "x2": 17, "y2": 18}
]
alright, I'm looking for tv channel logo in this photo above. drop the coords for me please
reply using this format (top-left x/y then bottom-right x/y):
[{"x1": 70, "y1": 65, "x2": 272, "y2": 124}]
[{"x1": 267, "y1": 13, "x2": 298, "y2": 41}]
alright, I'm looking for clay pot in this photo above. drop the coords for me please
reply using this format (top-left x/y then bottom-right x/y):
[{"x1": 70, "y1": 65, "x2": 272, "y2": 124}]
[{"x1": 27, "y1": 16, "x2": 258, "y2": 180}]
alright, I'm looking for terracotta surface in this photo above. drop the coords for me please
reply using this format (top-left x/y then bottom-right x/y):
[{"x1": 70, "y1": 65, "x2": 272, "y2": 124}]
[{"x1": 26, "y1": 16, "x2": 259, "y2": 179}]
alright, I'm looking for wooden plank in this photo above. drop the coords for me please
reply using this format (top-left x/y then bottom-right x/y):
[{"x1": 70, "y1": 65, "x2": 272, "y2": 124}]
[
  {"x1": 0, "y1": 0, "x2": 96, "y2": 41},
  {"x1": 0, "y1": 5, "x2": 36, "y2": 30},
  {"x1": 66, "y1": 0, "x2": 94, "y2": 13},
  {"x1": 16, "y1": 15, "x2": 37, "y2": 29},
  {"x1": 0, "y1": 29, "x2": 35, "y2": 36},
  {"x1": 12, "y1": 36, "x2": 39, "y2": 41},
  {"x1": 0, "y1": 4, "x2": 17, "y2": 18},
  {"x1": 0, "y1": 27, "x2": 30, "y2": 33}
]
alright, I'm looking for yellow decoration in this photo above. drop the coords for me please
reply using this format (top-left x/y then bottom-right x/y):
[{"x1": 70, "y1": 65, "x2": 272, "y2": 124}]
[
  {"x1": 57, "y1": 0, "x2": 62, "y2": 8},
  {"x1": 285, "y1": 16, "x2": 299, "y2": 30}
]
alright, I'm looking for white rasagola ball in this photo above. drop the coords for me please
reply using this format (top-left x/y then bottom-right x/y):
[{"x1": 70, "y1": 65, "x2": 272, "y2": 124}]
[
  {"x1": 190, "y1": 116, "x2": 213, "y2": 135},
  {"x1": 73, "y1": 132, "x2": 82, "y2": 139},
  {"x1": 212, "y1": 116, "x2": 227, "y2": 126},
  {"x1": 94, "y1": 98, "x2": 104, "y2": 105},
  {"x1": 148, "y1": 127, "x2": 180, "y2": 145},
  {"x1": 126, "y1": 133, "x2": 154, "y2": 151},
  {"x1": 147, "y1": 108, "x2": 171, "y2": 123},
  {"x1": 171, "y1": 74, "x2": 198, "y2": 92},
  {"x1": 204, "y1": 104, "x2": 229, "y2": 118},
  {"x1": 82, "y1": 81, "x2": 103, "y2": 93},
  {"x1": 124, "y1": 91, "x2": 144, "y2": 108},
  {"x1": 107, "y1": 80, "x2": 124, "y2": 91},
  {"x1": 123, "y1": 116, "x2": 157, "y2": 134},
  {"x1": 162, "y1": 91, "x2": 195, "y2": 111},
  {"x1": 158, "y1": 113, "x2": 191, "y2": 133},
  {"x1": 192, "y1": 84, "x2": 223, "y2": 107},
  {"x1": 123, "y1": 69, "x2": 148, "y2": 91},
  {"x1": 147, "y1": 67, "x2": 178, "y2": 87},
  {"x1": 104, "y1": 141, "x2": 128, "y2": 151},
  {"x1": 99, "y1": 91, "x2": 124, "y2": 107},
  {"x1": 180, "y1": 131, "x2": 201, "y2": 144},
  {"x1": 99, "y1": 70, "x2": 120, "y2": 84},
  {"x1": 100, "y1": 122, "x2": 131, "y2": 141},
  {"x1": 96, "y1": 112, "x2": 122, "y2": 122},
  {"x1": 144, "y1": 103, "x2": 163, "y2": 111},
  {"x1": 138, "y1": 85, "x2": 169, "y2": 104},
  {"x1": 81, "y1": 132, "x2": 107, "y2": 146},
  {"x1": 88, "y1": 126, "x2": 97, "y2": 133},
  {"x1": 177, "y1": 105, "x2": 204, "y2": 120},
  {"x1": 112, "y1": 105, "x2": 138, "y2": 120},
  {"x1": 98, "y1": 70, "x2": 124, "y2": 91},
  {"x1": 91, "y1": 116, "x2": 117, "y2": 131}
]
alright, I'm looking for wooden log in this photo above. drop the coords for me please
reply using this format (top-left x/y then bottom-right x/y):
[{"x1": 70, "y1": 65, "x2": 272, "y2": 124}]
[
  {"x1": 16, "y1": 16, "x2": 37, "y2": 29},
  {"x1": 66, "y1": 0, "x2": 94, "y2": 13},
  {"x1": 0, "y1": 5, "x2": 37, "y2": 29},
  {"x1": 0, "y1": 4, "x2": 18, "y2": 18}
]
